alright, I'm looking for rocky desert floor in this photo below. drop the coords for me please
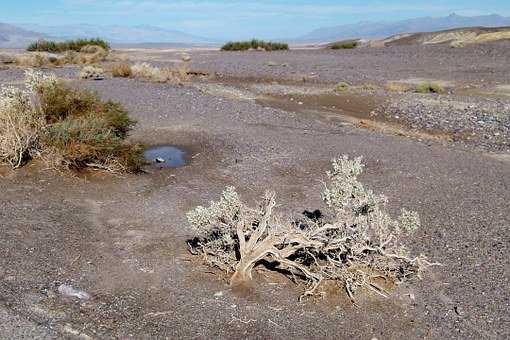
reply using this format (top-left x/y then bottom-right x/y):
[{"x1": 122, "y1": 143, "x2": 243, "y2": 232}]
[{"x1": 0, "y1": 43, "x2": 509, "y2": 339}]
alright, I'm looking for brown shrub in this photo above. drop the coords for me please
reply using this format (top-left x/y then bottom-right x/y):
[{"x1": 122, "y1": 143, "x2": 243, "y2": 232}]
[
  {"x1": 111, "y1": 63, "x2": 132, "y2": 77},
  {"x1": 0, "y1": 70, "x2": 142, "y2": 172}
]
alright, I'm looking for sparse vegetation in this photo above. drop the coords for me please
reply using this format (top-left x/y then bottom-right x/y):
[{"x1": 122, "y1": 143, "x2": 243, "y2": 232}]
[
  {"x1": 112, "y1": 63, "x2": 133, "y2": 78},
  {"x1": 416, "y1": 82, "x2": 444, "y2": 94},
  {"x1": 221, "y1": 39, "x2": 289, "y2": 51},
  {"x1": 330, "y1": 41, "x2": 358, "y2": 49},
  {"x1": 334, "y1": 81, "x2": 350, "y2": 92},
  {"x1": 78, "y1": 65, "x2": 104, "y2": 79},
  {"x1": 187, "y1": 156, "x2": 437, "y2": 301},
  {"x1": 0, "y1": 70, "x2": 142, "y2": 172},
  {"x1": 130, "y1": 62, "x2": 190, "y2": 84},
  {"x1": 385, "y1": 82, "x2": 412, "y2": 93},
  {"x1": 27, "y1": 38, "x2": 110, "y2": 53}
]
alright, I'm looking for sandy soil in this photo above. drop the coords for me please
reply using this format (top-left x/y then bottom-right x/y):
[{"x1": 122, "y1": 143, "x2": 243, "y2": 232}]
[{"x1": 0, "y1": 45, "x2": 509, "y2": 339}]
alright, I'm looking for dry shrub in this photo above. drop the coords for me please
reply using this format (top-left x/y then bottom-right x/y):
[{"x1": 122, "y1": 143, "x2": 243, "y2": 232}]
[
  {"x1": 15, "y1": 53, "x2": 52, "y2": 68},
  {"x1": 415, "y1": 82, "x2": 444, "y2": 94},
  {"x1": 78, "y1": 65, "x2": 104, "y2": 79},
  {"x1": 0, "y1": 70, "x2": 142, "y2": 172},
  {"x1": 80, "y1": 45, "x2": 105, "y2": 54},
  {"x1": 187, "y1": 156, "x2": 438, "y2": 301},
  {"x1": 0, "y1": 87, "x2": 44, "y2": 167},
  {"x1": 0, "y1": 53, "x2": 16, "y2": 64},
  {"x1": 111, "y1": 63, "x2": 132, "y2": 78},
  {"x1": 385, "y1": 82, "x2": 412, "y2": 93},
  {"x1": 131, "y1": 62, "x2": 189, "y2": 84}
]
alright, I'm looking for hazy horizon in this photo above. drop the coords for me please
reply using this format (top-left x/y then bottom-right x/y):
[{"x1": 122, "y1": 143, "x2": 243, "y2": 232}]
[{"x1": 2, "y1": 1, "x2": 510, "y2": 40}]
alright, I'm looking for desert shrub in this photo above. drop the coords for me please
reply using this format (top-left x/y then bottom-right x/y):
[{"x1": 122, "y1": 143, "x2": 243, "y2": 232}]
[
  {"x1": 15, "y1": 53, "x2": 53, "y2": 68},
  {"x1": 0, "y1": 87, "x2": 44, "y2": 167},
  {"x1": 187, "y1": 156, "x2": 437, "y2": 300},
  {"x1": 0, "y1": 70, "x2": 141, "y2": 172},
  {"x1": 112, "y1": 63, "x2": 132, "y2": 77},
  {"x1": 415, "y1": 82, "x2": 444, "y2": 94},
  {"x1": 131, "y1": 62, "x2": 189, "y2": 84},
  {"x1": 27, "y1": 38, "x2": 110, "y2": 53},
  {"x1": 385, "y1": 82, "x2": 412, "y2": 93},
  {"x1": 78, "y1": 65, "x2": 104, "y2": 79},
  {"x1": 334, "y1": 82, "x2": 349, "y2": 92},
  {"x1": 0, "y1": 53, "x2": 16, "y2": 64},
  {"x1": 221, "y1": 39, "x2": 289, "y2": 51},
  {"x1": 330, "y1": 41, "x2": 358, "y2": 49}
]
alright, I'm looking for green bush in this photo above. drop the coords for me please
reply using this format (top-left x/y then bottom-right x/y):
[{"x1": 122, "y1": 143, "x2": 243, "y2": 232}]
[
  {"x1": 0, "y1": 70, "x2": 142, "y2": 172},
  {"x1": 221, "y1": 39, "x2": 289, "y2": 51},
  {"x1": 330, "y1": 41, "x2": 358, "y2": 49},
  {"x1": 27, "y1": 38, "x2": 110, "y2": 53}
]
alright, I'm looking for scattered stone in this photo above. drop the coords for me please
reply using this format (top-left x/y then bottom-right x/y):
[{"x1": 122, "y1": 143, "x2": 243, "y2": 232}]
[{"x1": 57, "y1": 284, "x2": 91, "y2": 300}]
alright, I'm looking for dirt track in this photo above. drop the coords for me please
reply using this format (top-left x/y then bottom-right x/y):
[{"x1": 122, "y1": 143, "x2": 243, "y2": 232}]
[{"x1": 0, "y1": 46, "x2": 509, "y2": 339}]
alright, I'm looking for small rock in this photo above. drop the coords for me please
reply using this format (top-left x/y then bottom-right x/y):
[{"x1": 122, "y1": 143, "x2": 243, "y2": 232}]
[
  {"x1": 214, "y1": 291, "x2": 223, "y2": 298},
  {"x1": 58, "y1": 284, "x2": 91, "y2": 300}
]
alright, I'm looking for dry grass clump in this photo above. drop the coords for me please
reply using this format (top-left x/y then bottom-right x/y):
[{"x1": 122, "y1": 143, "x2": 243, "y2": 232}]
[
  {"x1": 187, "y1": 156, "x2": 438, "y2": 301},
  {"x1": 0, "y1": 53, "x2": 16, "y2": 64},
  {"x1": 130, "y1": 62, "x2": 190, "y2": 84},
  {"x1": 112, "y1": 63, "x2": 133, "y2": 78},
  {"x1": 78, "y1": 65, "x2": 104, "y2": 79},
  {"x1": 0, "y1": 70, "x2": 142, "y2": 172},
  {"x1": 415, "y1": 82, "x2": 444, "y2": 94},
  {"x1": 15, "y1": 53, "x2": 53, "y2": 68},
  {"x1": 60, "y1": 47, "x2": 109, "y2": 65},
  {"x1": 385, "y1": 82, "x2": 412, "y2": 93}
]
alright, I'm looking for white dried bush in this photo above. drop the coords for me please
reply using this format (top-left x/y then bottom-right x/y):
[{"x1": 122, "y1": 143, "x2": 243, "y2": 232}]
[
  {"x1": 131, "y1": 62, "x2": 189, "y2": 84},
  {"x1": 0, "y1": 88, "x2": 41, "y2": 167},
  {"x1": 131, "y1": 62, "x2": 165, "y2": 82},
  {"x1": 187, "y1": 156, "x2": 438, "y2": 300},
  {"x1": 78, "y1": 65, "x2": 104, "y2": 79}
]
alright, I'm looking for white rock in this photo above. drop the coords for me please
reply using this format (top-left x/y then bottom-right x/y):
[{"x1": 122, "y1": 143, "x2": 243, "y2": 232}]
[{"x1": 58, "y1": 284, "x2": 91, "y2": 300}]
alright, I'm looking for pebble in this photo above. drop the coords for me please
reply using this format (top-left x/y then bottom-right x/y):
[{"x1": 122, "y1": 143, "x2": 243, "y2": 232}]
[{"x1": 58, "y1": 284, "x2": 91, "y2": 300}]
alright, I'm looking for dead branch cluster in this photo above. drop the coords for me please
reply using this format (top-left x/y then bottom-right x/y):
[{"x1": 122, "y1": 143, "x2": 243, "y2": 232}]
[{"x1": 187, "y1": 156, "x2": 438, "y2": 300}]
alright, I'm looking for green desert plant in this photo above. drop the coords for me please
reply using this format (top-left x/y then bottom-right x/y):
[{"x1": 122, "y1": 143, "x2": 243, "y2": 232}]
[
  {"x1": 415, "y1": 82, "x2": 444, "y2": 94},
  {"x1": 330, "y1": 41, "x2": 358, "y2": 49},
  {"x1": 0, "y1": 70, "x2": 141, "y2": 172},
  {"x1": 221, "y1": 39, "x2": 289, "y2": 51},
  {"x1": 27, "y1": 38, "x2": 110, "y2": 53},
  {"x1": 187, "y1": 156, "x2": 438, "y2": 301},
  {"x1": 334, "y1": 81, "x2": 350, "y2": 92}
]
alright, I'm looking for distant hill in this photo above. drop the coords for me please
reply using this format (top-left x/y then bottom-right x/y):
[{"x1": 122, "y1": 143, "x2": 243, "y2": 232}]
[
  {"x1": 297, "y1": 13, "x2": 510, "y2": 43},
  {"x1": 0, "y1": 23, "x2": 46, "y2": 48},
  {"x1": 381, "y1": 26, "x2": 510, "y2": 46},
  {"x1": 18, "y1": 23, "x2": 216, "y2": 45}
]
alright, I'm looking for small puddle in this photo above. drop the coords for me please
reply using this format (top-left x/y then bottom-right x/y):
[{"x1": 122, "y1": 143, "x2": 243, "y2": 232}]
[{"x1": 144, "y1": 145, "x2": 187, "y2": 169}]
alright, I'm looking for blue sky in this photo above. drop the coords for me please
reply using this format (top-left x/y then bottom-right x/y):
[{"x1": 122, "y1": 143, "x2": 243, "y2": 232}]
[{"x1": 2, "y1": 0, "x2": 509, "y2": 39}]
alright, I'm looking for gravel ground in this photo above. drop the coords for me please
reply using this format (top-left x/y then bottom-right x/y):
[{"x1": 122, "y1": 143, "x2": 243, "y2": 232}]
[
  {"x1": 0, "y1": 48, "x2": 509, "y2": 339},
  {"x1": 162, "y1": 42, "x2": 510, "y2": 86},
  {"x1": 378, "y1": 92, "x2": 510, "y2": 152}
]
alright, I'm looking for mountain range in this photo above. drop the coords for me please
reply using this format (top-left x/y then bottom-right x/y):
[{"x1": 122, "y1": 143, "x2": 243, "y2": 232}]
[
  {"x1": 296, "y1": 13, "x2": 510, "y2": 42},
  {"x1": 1, "y1": 13, "x2": 510, "y2": 48}
]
